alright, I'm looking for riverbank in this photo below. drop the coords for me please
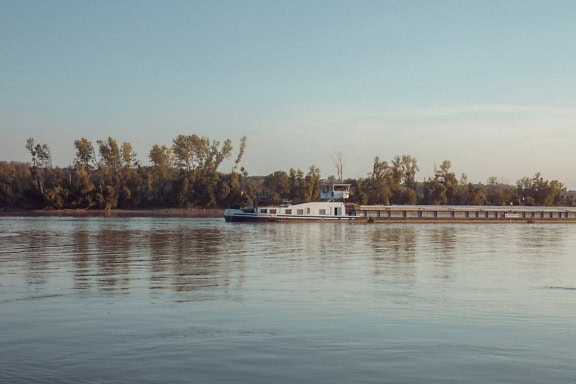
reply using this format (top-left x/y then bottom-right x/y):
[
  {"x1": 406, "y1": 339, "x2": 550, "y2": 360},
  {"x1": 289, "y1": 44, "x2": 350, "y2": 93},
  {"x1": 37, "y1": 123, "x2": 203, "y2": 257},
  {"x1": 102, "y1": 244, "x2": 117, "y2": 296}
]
[{"x1": 0, "y1": 207, "x2": 224, "y2": 218}]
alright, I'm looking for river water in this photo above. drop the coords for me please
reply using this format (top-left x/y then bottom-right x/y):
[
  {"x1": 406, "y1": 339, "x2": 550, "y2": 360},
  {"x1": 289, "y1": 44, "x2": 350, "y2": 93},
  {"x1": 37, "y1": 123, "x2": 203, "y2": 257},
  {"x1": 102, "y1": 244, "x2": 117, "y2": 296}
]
[{"x1": 1, "y1": 216, "x2": 575, "y2": 383}]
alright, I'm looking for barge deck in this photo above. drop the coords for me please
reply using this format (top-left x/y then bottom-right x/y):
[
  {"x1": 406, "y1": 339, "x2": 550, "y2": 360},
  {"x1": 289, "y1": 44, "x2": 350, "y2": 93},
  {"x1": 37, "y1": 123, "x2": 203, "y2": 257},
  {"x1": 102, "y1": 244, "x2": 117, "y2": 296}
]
[{"x1": 356, "y1": 205, "x2": 576, "y2": 223}]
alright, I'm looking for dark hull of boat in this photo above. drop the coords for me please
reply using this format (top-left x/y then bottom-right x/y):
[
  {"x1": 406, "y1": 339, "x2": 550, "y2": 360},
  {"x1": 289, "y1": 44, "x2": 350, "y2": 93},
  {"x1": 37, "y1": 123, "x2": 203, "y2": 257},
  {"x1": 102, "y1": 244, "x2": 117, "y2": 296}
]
[
  {"x1": 224, "y1": 213, "x2": 357, "y2": 223},
  {"x1": 224, "y1": 214, "x2": 280, "y2": 223}
]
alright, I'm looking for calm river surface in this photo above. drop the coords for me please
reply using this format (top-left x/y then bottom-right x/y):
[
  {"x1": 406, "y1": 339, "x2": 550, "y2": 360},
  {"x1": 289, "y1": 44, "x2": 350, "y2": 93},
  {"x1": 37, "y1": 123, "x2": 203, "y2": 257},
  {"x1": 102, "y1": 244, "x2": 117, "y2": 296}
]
[{"x1": 1, "y1": 217, "x2": 575, "y2": 383}]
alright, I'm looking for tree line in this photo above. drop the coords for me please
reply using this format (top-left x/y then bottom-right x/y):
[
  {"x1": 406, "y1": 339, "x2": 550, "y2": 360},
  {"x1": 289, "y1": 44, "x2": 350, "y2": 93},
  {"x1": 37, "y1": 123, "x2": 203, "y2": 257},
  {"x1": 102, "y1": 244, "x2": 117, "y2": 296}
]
[
  {"x1": 0, "y1": 135, "x2": 574, "y2": 210},
  {"x1": 1, "y1": 135, "x2": 250, "y2": 210}
]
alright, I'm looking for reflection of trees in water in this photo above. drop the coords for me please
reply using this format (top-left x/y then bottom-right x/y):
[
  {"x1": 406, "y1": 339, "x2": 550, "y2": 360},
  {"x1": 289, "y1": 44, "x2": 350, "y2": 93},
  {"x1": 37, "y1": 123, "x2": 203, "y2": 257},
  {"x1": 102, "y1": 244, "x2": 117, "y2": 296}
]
[
  {"x1": 255, "y1": 224, "x2": 356, "y2": 275},
  {"x1": 72, "y1": 229, "x2": 91, "y2": 291},
  {"x1": 0, "y1": 221, "x2": 241, "y2": 295},
  {"x1": 426, "y1": 226, "x2": 457, "y2": 271},
  {"x1": 149, "y1": 226, "x2": 246, "y2": 293},
  {"x1": 517, "y1": 226, "x2": 564, "y2": 252},
  {"x1": 513, "y1": 226, "x2": 567, "y2": 273},
  {"x1": 370, "y1": 226, "x2": 417, "y2": 281},
  {"x1": 369, "y1": 225, "x2": 459, "y2": 281},
  {"x1": 95, "y1": 227, "x2": 132, "y2": 291},
  {"x1": 167, "y1": 228, "x2": 223, "y2": 291},
  {"x1": 426, "y1": 226, "x2": 457, "y2": 253},
  {"x1": 70, "y1": 223, "x2": 247, "y2": 294},
  {"x1": 149, "y1": 230, "x2": 171, "y2": 288},
  {"x1": 23, "y1": 232, "x2": 50, "y2": 285}
]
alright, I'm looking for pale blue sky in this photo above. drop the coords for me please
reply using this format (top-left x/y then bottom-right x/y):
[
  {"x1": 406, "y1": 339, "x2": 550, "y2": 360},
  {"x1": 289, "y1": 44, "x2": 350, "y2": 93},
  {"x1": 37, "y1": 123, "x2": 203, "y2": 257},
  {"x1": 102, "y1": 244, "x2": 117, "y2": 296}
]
[{"x1": 2, "y1": 1, "x2": 576, "y2": 187}]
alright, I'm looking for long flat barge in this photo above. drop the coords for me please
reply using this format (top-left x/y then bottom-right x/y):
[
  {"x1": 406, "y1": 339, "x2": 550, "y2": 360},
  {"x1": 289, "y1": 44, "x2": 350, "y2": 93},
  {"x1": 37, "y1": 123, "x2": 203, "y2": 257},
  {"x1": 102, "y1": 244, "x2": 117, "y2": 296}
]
[{"x1": 356, "y1": 205, "x2": 576, "y2": 223}]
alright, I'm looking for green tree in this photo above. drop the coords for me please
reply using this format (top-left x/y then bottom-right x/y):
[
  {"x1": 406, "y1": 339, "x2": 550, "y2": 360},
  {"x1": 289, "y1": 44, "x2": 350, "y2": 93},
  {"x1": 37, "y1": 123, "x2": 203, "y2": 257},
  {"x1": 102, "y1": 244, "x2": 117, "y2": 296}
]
[
  {"x1": 390, "y1": 155, "x2": 419, "y2": 204},
  {"x1": 289, "y1": 168, "x2": 305, "y2": 201},
  {"x1": 233, "y1": 136, "x2": 247, "y2": 173},
  {"x1": 74, "y1": 138, "x2": 96, "y2": 169},
  {"x1": 304, "y1": 165, "x2": 321, "y2": 202},
  {"x1": 171, "y1": 134, "x2": 234, "y2": 206},
  {"x1": 517, "y1": 172, "x2": 565, "y2": 206},
  {"x1": 25, "y1": 138, "x2": 53, "y2": 205},
  {"x1": 0, "y1": 161, "x2": 16, "y2": 207},
  {"x1": 222, "y1": 137, "x2": 250, "y2": 208},
  {"x1": 361, "y1": 157, "x2": 392, "y2": 204},
  {"x1": 96, "y1": 137, "x2": 122, "y2": 209},
  {"x1": 149, "y1": 144, "x2": 174, "y2": 205},
  {"x1": 71, "y1": 138, "x2": 97, "y2": 208},
  {"x1": 263, "y1": 171, "x2": 290, "y2": 199},
  {"x1": 172, "y1": 134, "x2": 232, "y2": 175}
]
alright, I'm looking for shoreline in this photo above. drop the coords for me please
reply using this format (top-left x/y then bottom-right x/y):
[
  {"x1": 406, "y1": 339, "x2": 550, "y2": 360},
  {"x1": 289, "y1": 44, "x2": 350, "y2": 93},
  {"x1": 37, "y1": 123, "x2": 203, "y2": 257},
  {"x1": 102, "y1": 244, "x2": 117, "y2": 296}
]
[
  {"x1": 3, "y1": 207, "x2": 576, "y2": 223},
  {"x1": 0, "y1": 208, "x2": 224, "y2": 218}
]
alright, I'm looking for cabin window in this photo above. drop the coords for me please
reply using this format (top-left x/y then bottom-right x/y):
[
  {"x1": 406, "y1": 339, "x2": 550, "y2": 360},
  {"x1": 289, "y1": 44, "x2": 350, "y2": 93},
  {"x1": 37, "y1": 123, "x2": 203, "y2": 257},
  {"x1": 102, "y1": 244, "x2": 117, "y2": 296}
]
[
  {"x1": 285, "y1": 209, "x2": 292, "y2": 215},
  {"x1": 307, "y1": 208, "x2": 311, "y2": 214},
  {"x1": 260, "y1": 209, "x2": 267, "y2": 214},
  {"x1": 319, "y1": 209, "x2": 327, "y2": 215},
  {"x1": 297, "y1": 209, "x2": 304, "y2": 215},
  {"x1": 270, "y1": 209, "x2": 277, "y2": 214}
]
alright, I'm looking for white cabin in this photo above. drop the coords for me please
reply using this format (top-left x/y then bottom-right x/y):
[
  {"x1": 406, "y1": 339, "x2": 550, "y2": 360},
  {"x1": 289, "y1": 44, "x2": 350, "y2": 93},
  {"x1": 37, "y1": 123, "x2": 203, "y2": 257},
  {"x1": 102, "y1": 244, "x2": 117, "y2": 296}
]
[
  {"x1": 320, "y1": 183, "x2": 351, "y2": 200},
  {"x1": 257, "y1": 201, "x2": 347, "y2": 217}
]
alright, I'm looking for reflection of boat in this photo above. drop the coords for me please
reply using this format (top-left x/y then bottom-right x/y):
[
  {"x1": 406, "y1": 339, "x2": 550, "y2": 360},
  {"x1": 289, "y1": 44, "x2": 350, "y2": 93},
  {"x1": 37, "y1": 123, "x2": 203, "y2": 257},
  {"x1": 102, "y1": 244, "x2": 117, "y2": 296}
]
[{"x1": 224, "y1": 184, "x2": 358, "y2": 223}]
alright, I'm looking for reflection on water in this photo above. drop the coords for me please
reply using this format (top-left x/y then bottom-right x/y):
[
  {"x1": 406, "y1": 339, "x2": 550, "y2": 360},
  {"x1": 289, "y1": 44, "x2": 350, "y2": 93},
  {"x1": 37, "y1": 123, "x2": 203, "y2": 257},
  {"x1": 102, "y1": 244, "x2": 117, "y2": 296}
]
[
  {"x1": 0, "y1": 218, "x2": 247, "y2": 294},
  {"x1": 24, "y1": 232, "x2": 51, "y2": 286},
  {"x1": 1, "y1": 218, "x2": 576, "y2": 384},
  {"x1": 370, "y1": 226, "x2": 417, "y2": 282},
  {"x1": 1, "y1": 219, "x2": 573, "y2": 294},
  {"x1": 518, "y1": 225, "x2": 565, "y2": 251},
  {"x1": 72, "y1": 229, "x2": 91, "y2": 291}
]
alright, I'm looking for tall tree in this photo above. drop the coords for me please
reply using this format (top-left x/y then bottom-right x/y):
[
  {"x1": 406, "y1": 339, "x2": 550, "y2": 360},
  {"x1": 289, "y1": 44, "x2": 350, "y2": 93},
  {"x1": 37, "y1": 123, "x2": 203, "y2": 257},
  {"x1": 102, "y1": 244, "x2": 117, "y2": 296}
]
[
  {"x1": 304, "y1": 165, "x2": 321, "y2": 202},
  {"x1": 289, "y1": 168, "x2": 305, "y2": 201},
  {"x1": 171, "y1": 134, "x2": 234, "y2": 206},
  {"x1": 172, "y1": 134, "x2": 232, "y2": 175},
  {"x1": 25, "y1": 138, "x2": 53, "y2": 204},
  {"x1": 332, "y1": 152, "x2": 345, "y2": 182},
  {"x1": 517, "y1": 172, "x2": 566, "y2": 206},
  {"x1": 95, "y1": 137, "x2": 123, "y2": 209},
  {"x1": 70, "y1": 138, "x2": 97, "y2": 208},
  {"x1": 435, "y1": 160, "x2": 459, "y2": 204},
  {"x1": 233, "y1": 136, "x2": 247, "y2": 172},
  {"x1": 263, "y1": 171, "x2": 290, "y2": 199},
  {"x1": 26, "y1": 137, "x2": 52, "y2": 168},
  {"x1": 362, "y1": 157, "x2": 392, "y2": 204},
  {"x1": 74, "y1": 138, "x2": 96, "y2": 169},
  {"x1": 149, "y1": 144, "x2": 173, "y2": 205}
]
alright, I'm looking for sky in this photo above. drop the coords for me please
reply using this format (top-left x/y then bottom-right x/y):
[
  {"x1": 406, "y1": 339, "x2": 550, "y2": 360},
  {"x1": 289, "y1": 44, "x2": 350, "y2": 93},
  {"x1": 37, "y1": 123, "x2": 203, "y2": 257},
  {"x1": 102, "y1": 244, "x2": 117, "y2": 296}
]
[{"x1": 2, "y1": 0, "x2": 576, "y2": 188}]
